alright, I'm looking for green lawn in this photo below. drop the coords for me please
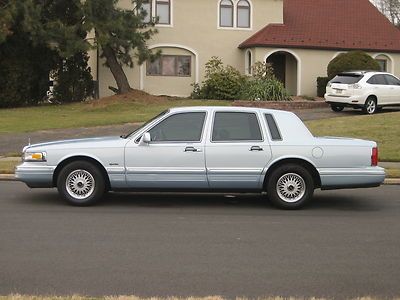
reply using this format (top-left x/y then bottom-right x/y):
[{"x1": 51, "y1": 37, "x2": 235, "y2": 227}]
[
  {"x1": 305, "y1": 112, "x2": 400, "y2": 162},
  {"x1": 0, "y1": 98, "x2": 229, "y2": 134}
]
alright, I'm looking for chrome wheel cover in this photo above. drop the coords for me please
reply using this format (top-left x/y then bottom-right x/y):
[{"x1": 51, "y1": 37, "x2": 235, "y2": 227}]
[
  {"x1": 366, "y1": 99, "x2": 376, "y2": 114},
  {"x1": 276, "y1": 173, "x2": 306, "y2": 203},
  {"x1": 66, "y1": 169, "x2": 95, "y2": 200}
]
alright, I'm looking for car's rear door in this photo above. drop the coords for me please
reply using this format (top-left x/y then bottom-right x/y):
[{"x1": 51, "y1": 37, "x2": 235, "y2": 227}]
[
  {"x1": 205, "y1": 110, "x2": 272, "y2": 190},
  {"x1": 367, "y1": 74, "x2": 390, "y2": 104},
  {"x1": 383, "y1": 74, "x2": 400, "y2": 104},
  {"x1": 124, "y1": 111, "x2": 208, "y2": 189}
]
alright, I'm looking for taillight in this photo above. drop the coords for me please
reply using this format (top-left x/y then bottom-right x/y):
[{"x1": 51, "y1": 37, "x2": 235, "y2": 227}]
[{"x1": 371, "y1": 147, "x2": 378, "y2": 166}]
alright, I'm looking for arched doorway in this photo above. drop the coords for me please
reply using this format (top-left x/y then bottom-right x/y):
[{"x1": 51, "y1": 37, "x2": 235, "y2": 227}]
[{"x1": 265, "y1": 50, "x2": 299, "y2": 96}]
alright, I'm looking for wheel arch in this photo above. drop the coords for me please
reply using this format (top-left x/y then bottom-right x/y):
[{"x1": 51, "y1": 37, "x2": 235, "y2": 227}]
[
  {"x1": 52, "y1": 155, "x2": 111, "y2": 190},
  {"x1": 367, "y1": 94, "x2": 378, "y2": 104},
  {"x1": 263, "y1": 157, "x2": 321, "y2": 189}
]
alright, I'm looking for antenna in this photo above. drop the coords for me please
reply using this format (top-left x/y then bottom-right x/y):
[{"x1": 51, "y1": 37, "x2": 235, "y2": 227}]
[{"x1": 28, "y1": 138, "x2": 31, "y2": 146}]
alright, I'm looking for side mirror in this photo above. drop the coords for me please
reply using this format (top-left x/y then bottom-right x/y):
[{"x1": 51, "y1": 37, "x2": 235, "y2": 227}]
[{"x1": 142, "y1": 132, "x2": 151, "y2": 143}]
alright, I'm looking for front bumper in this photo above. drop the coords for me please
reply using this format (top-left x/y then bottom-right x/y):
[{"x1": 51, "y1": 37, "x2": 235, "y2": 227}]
[
  {"x1": 15, "y1": 163, "x2": 55, "y2": 188},
  {"x1": 318, "y1": 166, "x2": 386, "y2": 190}
]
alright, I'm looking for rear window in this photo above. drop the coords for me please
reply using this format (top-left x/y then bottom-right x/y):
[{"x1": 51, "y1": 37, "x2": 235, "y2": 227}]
[{"x1": 330, "y1": 74, "x2": 363, "y2": 84}]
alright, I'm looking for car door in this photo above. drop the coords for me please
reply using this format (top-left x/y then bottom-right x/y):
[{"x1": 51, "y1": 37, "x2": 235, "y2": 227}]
[
  {"x1": 205, "y1": 110, "x2": 272, "y2": 190},
  {"x1": 124, "y1": 111, "x2": 208, "y2": 189},
  {"x1": 367, "y1": 74, "x2": 390, "y2": 105},
  {"x1": 384, "y1": 74, "x2": 400, "y2": 104}
]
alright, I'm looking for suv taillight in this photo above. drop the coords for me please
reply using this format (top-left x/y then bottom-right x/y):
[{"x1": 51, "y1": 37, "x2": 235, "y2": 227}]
[{"x1": 371, "y1": 147, "x2": 378, "y2": 166}]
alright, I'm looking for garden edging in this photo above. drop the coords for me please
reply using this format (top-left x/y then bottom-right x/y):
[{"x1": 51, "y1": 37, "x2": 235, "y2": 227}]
[{"x1": 234, "y1": 100, "x2": 329, "y2": 110}]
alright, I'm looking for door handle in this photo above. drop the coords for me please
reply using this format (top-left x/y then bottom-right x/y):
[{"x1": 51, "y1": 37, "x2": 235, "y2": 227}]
[
  {"x1": 185, "y1": 146, "x2": 202, "y2": 152},
  {"x1": 250, "y1": 146, "x2": 263, "y2": 152}
]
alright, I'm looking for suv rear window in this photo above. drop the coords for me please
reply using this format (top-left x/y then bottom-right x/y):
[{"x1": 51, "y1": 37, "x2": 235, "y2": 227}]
[{"x1": 330, "y1": 74, "x2": 363, "y2": 84}]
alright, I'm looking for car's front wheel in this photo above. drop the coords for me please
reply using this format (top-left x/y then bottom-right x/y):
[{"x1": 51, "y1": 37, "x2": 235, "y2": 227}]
[
  {"x1": 330, "y1": 104, "x2": 344, "y2": 112},
  {"x1": 363, "y1": 97, "x2": 377, "y2": 114},
  {"x1": 266, "y1": 164, "x2": 314, "y2": 209},
  {"x1": 57, "y1": 160, "x2": 105, "y2": 206}
]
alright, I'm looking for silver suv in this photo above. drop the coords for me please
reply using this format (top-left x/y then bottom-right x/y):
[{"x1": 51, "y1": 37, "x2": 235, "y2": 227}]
[{"x1": 325, "y1": 71, "x2": 400, "y2": 114}]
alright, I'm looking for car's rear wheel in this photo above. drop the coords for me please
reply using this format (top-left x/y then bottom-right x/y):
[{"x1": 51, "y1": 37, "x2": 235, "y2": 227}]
[
  {"x1": 266, "y1": 164, "x2": 314, "y2": 209},
  {"x1": 57, "y1": 161, "x2": 105, "y2": 206},
  {"x1": 330, "y1": 104, "x2": 344, "y2": 112},
  {"x1": 363, "y1": 97, "x2": 377, "y2": 114}
]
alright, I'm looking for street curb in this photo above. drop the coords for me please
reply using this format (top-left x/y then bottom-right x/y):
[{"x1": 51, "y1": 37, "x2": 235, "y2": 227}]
[{"x1": 1, "y1": 174, "x2": 400, "y2": 185}]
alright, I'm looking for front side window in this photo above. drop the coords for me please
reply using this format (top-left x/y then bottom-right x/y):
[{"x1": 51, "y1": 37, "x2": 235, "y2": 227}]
[
  {"x1": 212, "y1": 112, "x2": 262, "y2": 142},
  {"x1": 237, "y1": 0, "x2": 250, "y2": 28},
  {"x1": 220, "y1": 0, "x2": 234, "y2": 27},
  {"x1": 147, "y1": 55, "x2": 191, "y2": 77},
  {"x1": 149, "y1": 112, "x2": 206, "y2": 142},
  {"x1": 384, "y1": 75, "x2": 400, "y2": 86},
  {"x1": 156, "y1": 0, "x2": 170, "y2": 24}
]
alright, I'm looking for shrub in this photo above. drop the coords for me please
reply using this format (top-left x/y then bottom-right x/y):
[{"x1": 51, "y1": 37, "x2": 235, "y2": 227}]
[
  {"x1": 241, "y1": 78, "x2": 291, "y2": 101},
  {"x1": 317, "y1": 77, "x2": 329, "y2": 97},
  {"x1": 53, "y1": 52, "x2": 94, "y2": 103},
  {"x1": 192, "y1": 57, "x2": 245, "y2": 100},
  {"x1": 327, "y1": 51, "x2": 380, "y2": 79}
]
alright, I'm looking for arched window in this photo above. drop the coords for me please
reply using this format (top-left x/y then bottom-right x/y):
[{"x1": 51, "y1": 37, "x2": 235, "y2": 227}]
[
  {"x1": 246, "y1": 50, "x2": 252, "y2": 75},
  {"x1": 220, "y1": 0, "x2": 234, "y2": 27},
  {"x1": 156, "y1": 0, "x2": 171, "y2": 24},
  {"x1": 142, "y1": 0, "x2": 152, "y2": 23},
  {"x1": 237, "y1": 0, "x2": 250, "y2": 28}
]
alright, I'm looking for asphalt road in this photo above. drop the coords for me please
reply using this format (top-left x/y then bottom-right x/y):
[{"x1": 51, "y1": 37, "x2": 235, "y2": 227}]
[{"x1": 0, "y1": 182, "x2": 399, "y2": 298}]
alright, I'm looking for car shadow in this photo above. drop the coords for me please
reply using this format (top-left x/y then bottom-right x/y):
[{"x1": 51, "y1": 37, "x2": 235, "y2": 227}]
[{"x1": 18, "y1": 189, "x2": 384, "y2": 212}]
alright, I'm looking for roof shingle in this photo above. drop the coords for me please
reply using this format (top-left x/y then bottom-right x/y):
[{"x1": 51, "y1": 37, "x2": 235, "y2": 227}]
[{"x1": 239, "y1": 0, "x2": 400, "y2": 52}]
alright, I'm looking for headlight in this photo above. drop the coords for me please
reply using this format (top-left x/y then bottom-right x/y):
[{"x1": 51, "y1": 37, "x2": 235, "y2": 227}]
[{"x1": 23, "y1": 152, "x2": 47, "y2": 162}]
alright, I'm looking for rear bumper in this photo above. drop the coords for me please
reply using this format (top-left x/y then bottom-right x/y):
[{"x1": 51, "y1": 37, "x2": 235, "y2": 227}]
[
  {"x1": 15, "y1": 163, "x2": 55, "y2": 188},
  {"x1": 324, "y1": 94, "x2": 366, "y2": 106},
  {"x1": 318, "y1": 167, "x2": 386, "y2": 190}
]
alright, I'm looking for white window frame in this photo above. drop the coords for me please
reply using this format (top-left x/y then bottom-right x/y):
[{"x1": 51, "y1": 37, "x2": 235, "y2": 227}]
[
  {"x1": 142, "y1": 0, "x2": 173, "y2": 27},
  {"x1": 217, "y1": 0, "x2": 253, "y2": 31}
]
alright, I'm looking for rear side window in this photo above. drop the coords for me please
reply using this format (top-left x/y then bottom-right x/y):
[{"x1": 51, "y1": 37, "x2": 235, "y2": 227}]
[
  {"x1": 384, "y1": 75, "x2": 400, "y2": 86},
  {"x1": 367, "y1": 75, "x2": 387, "y2": 85},
  {"x1": 330, "y1": 74, "x2": 363, "y2": 84},
  {"x1": 148, "y1": 112, "x2": 206, "y2": 142},
  {"x1": 265, "y1": 114, "x2": 282, "y2": 141},
  {"x1": 212, "y1": 112, "x2": 262, "y2": 142}
]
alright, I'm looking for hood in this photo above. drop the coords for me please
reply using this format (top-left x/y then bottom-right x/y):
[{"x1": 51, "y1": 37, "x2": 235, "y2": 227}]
[{"x1": 24, "y1": 136, "x2": 127, "y2": 152}]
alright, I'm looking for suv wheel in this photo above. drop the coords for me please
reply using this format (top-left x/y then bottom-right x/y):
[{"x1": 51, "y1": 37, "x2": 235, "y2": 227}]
[
  {"x1": 331, "y1": 104, "x2": 344, "y2": 112},
  {"x1": 266, "y1": 164, "x2": 314, "y2": 210},
  {"x1": 363, "y1": 97, "x2": 377, "y2": 114},
  {"x1": 57, "y1": 161, "x2": 105, "y2": 206}
]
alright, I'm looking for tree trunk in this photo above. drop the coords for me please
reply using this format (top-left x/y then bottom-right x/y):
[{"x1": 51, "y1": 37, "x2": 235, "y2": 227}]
[{"x1": 102, "y1": 45, "x2": 132, "y2": 94}]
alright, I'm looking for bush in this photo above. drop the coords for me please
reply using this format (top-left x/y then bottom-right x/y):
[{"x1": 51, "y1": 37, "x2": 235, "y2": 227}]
[
  {"x1": 192, "y1": 57, "x2": 245, "y2": 100},
  {"x1": 241, "y1": 78, "x2": 290, "y2": 101},
  {"x1": 327, "y1": 51, "x2": 380, "y2": 79},
  {"x1": 192, "y1": 58, "x2": 290, "y2": 101},
  {"x1": 53, "y1": 52, "x2": 94, "y2": 103},
  {"x1": 317, "y1": 77, "x2": 329, "y2": 97}
]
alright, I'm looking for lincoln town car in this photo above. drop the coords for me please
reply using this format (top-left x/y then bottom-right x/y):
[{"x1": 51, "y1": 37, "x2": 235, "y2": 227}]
[{"x1": 16, "y1": 107, "x2": 385, "y2": 209}]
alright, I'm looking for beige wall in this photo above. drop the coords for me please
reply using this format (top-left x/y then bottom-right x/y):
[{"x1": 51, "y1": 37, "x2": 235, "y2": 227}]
[
  {"x1": 97, "y1": 0, "x2": 284, "y2": 97},
  {"x1": 253, "y1": 47, "x2": 400, "y2": 97}
]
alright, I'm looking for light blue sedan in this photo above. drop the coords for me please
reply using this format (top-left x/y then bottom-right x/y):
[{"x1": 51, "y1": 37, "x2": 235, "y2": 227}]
[{"x1": 16, "y1": 107, "x2": 385, "y2": 209}]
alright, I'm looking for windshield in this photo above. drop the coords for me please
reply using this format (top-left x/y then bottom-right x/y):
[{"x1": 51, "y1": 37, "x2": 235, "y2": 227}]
[
  {"x1": 330, "y1": 74, "x2": 363, "y2": 84},
  {"x1": 124, "y1": 110, "x2": 169, "y2": 139}
]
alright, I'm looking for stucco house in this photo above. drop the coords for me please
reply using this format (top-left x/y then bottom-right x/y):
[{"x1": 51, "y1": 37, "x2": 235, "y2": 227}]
[{"x1": 91, "y1": 0, "x2": 400, "y2": 98}]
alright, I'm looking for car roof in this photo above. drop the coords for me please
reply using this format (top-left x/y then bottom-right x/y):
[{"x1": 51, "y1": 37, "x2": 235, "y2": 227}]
[
  {"x1": 168, "y1": 106, "x2": 294, "y2": 116},
  {"x1": 338, "y1": 70, "x2": 391, "y2": 76}
]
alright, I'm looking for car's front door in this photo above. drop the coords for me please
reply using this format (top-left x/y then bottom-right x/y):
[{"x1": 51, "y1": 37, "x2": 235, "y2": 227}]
[
  {"x1": 384, "y1": 74, "x2": 400, "y2": 104},
  {"x1": 205, "y1": 111, "x2": 272, "y2": 190},
  {"x1": 124, "y1": 111, "x2": 208, "y2": 189}
]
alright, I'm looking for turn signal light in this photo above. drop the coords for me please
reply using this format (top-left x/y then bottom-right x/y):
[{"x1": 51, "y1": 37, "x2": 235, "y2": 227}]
[{"x1": 371, "y1": 147, "x2": 378, "y2": 166}]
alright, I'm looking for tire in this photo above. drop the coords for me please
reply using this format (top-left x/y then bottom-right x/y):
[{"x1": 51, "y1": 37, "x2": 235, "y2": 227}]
[
  {"x1": 330, "y1": 104, "x2": 344, "y2": 112},
  {"x1": 57, "y1": 160, "x2": 106, "y2": 206},
  {"x1": 266, "y1": 164, "x2": 314, "y2": 210},
  {"x1": 363, "y1": 97, "x2": 377, "y2": 114}
]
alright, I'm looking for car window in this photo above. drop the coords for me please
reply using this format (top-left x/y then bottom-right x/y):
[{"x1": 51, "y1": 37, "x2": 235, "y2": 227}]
[
  {"x1": 264, "y1": 114, "x2": 282, "y2": 141},
  {"x1": 212, "y1": 112, "x2": 262, "y2": 142},
  {"x1": 148, "y1": 112, "x2": 206, "y2": 142},
  {"x1": 367, "y1": 75, "x2": 387, "y2": 85},
  {"x1": 384, "y1": 75, "x2": 400, "y2": 86},
  {"x1": 330, "y1": 74, "x2": 363, "y2": 84}
]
